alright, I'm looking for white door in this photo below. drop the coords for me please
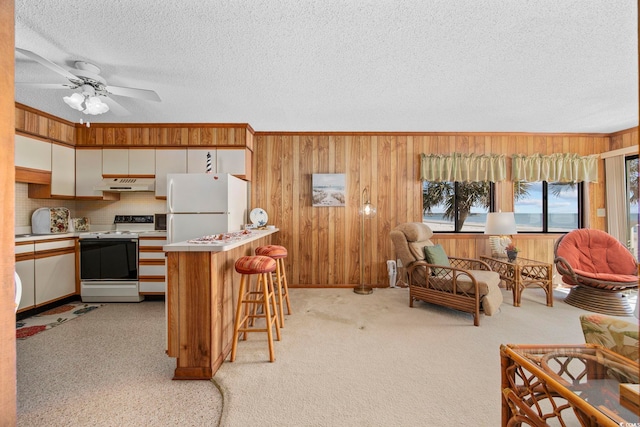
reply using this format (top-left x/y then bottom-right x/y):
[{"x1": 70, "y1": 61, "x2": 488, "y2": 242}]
[
  {"x1": 167, "y1": 173, "x2": 228, "y2": 213},
  {"x1": 167, "y1": 213, "x2": 229, "y2": 243}
]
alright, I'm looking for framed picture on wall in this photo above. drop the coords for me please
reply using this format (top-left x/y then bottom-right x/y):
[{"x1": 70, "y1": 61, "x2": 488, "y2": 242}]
[{"x1": 312, "y1": 174, "x2": 346, "y2": 207}]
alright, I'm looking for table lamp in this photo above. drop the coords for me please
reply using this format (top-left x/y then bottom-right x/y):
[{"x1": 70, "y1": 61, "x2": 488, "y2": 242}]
[{"x1": 484, "y1": 212, "x2": 517, "y2": 257}]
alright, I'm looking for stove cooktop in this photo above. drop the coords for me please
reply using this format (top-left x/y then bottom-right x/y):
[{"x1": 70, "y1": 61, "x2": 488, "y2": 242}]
[{"x1": 79, "y1": 231, "x2": 139, "y2": 239}]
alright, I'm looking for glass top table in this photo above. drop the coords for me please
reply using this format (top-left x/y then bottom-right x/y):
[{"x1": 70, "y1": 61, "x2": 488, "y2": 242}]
[{"x1": 500, "y1": 344, "x2": 639, "y2": 426}]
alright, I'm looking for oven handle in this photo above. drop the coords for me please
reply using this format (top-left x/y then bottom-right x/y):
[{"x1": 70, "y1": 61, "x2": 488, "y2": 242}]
[{"x1": 79, "y1": 238, "x2": 139, "y2": 243}]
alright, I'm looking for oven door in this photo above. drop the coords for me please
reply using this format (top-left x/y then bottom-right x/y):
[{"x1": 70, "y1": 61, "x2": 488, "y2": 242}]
[{"x1": 80, "y1": 238, "x2": 138, "y2": 281}]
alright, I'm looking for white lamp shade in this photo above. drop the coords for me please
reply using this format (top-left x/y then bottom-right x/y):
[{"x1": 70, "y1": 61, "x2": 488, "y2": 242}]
[{"x1": 484, "y1": 212, "x2": 517, "y2": 235}]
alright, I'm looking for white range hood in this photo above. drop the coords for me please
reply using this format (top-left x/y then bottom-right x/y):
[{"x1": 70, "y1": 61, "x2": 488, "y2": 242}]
[{"x1": 94, "y1": 178, "x2": 155, "y2": 192}]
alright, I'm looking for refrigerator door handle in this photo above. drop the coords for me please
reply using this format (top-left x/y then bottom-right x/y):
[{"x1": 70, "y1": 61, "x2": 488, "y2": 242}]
[
  {"x1": 168, "y1": 215, "x2": 174, "y2": 242},
  {"x1": 168, "y1": 178, "x2": 174, "y2": 213}
]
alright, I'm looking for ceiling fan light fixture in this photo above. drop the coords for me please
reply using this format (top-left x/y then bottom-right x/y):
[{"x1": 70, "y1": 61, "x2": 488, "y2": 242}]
[
  {"x1": 63, "y1": 92, "x2": 85, "y2": 111},
  {"x1": 82, "y1": 96, "x2": 109, "y2": 115}
]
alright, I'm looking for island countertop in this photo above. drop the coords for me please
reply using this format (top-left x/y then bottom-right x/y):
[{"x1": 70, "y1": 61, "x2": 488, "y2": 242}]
[
  {"x1": 163, "y1": 228, "x2": 278, "y2": 252},
  {"x1": 165, "y1": 227, "x2": 278, "y2": 380}
]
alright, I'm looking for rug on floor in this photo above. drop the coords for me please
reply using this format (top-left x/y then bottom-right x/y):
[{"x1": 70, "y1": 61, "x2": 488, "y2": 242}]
[{"x1": 16, "y1": 302, "x2": 103, "y2": 340}]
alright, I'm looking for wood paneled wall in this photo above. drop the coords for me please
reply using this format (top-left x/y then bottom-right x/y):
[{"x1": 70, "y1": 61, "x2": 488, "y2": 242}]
[
  {"x1": 253, "y1": 132, "x2": 634, "y2": 287},
  {"x1": 76, "y1": 123, "x2": 253, "y2": 147},
  {"x1": 15, "y1": 103, "x2": 75, "y2": 145},
  {"x1": 609, "y1": 127, "x2": 639, "y2": 151},
  {"x1": 2, "y1": 1, "x2": 16, "y2": 422}
]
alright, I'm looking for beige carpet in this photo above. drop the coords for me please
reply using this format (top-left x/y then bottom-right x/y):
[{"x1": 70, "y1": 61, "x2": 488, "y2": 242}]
[
  {"x1": 16, "y1": 286, "x2": 636, "y2": 426},
  {"x1": 214, "y1": 286, "x2": 621, "y2": 426},
  {"x1": 16, "y1": 301, "x2": 223, "y2": 427}
]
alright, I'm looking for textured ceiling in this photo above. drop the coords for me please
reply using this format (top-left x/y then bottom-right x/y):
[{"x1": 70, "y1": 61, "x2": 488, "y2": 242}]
[{"x1": 14, "y1": 0, "x2": 639, "y2": 133}]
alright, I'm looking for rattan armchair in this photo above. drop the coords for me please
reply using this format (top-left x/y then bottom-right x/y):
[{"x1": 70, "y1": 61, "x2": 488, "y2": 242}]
[{"x1": 390, "y1": 222, "x2": 503, "y2": 326}]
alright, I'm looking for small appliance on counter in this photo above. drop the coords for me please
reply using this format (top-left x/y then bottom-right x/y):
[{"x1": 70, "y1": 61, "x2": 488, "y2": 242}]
[
  {"x1": 71, "y1": 217, "x2": 90, "y2": 231},
  {"x1": 31, "y1": 207, "x2": 70, "y2": 234}
]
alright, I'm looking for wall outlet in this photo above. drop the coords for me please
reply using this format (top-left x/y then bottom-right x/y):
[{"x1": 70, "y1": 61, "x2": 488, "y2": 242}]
[{"x1": 596, "y1": 208, "x2": 606, "y2": 217}]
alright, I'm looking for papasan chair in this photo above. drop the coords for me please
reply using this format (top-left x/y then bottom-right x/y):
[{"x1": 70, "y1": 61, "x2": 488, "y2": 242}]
[{"x1": 554, "y1": 228, "x2": 638, "y2": 316}]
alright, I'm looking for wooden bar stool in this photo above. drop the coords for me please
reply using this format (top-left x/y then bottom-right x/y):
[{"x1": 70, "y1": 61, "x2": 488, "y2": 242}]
[
  {"x1": 230, "y1": 255, "x2": 281, "y2": 363},
  {"x1": 255, "y1": 245, "x2": 292, "y2": 327}
]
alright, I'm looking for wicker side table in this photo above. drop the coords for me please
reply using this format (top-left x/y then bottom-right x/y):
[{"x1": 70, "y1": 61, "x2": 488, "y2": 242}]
[{"x1": 480, "y1": 256, "x2": 553, "y2": 307}]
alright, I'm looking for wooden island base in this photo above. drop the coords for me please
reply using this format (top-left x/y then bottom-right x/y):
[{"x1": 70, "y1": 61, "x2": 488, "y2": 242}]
[{"x1": 165, "y1": 231, "x2": 275, "y2": 380}]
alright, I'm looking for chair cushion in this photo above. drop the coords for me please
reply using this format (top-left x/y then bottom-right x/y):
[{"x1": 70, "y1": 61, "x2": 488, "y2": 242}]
[
  {"x1": 235, "y1": 256, "x2": 276, "y2": 274},
  {"x1": 457, "y1": 270, "x2": 502, "y2": 315},
  {"x1": 255, "y1": 245, "x2": 288, "y2": 259},
  {"x1": 429, "y1": 269, "x2": 502, "y2": 315},
  {"x1": 423, "y1": 245, "x2": 450, "y2": 275},
  {"x1": 450, "y1": 270, "x2": 500, "y2": 296},
  {"x1": 556, "y1": 229, "x2": 637, "y2": 277},
  {"x1": 395, "y1": 222, "x2": 434, "y2": 242},
  {"x1": 580, "y1": 314, "x2": 639, "y2": 362}
]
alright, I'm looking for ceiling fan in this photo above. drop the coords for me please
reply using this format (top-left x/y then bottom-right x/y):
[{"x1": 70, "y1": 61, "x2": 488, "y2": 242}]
[{"x1": 15, "y1": 48, "x2": 161, "y2": 117}]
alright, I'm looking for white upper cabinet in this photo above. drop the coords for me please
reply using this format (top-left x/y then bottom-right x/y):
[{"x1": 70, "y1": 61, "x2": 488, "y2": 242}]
[
  {"x1": 155, "y1": 149, "x2": 187, "y2": 197},
  {"x1": 51, "y1": 143, "x2": 75, "y2": 197},
  {"x1": 186, "y1": 148, "x2": 247, "y2": 175},
  {"x1": 76, "y1": 149, "x2": 104, "y2": 197},
  {"x1": 217, "y1": 148, "x2": 247, "y2": 175},
  {"x1": 187, "y1": 148, "x2": 216, "y2": 174},
  {"x1": 102, "y1": 149, "x2": 129, "y2": 175},
  {"x1": 129, "y1": 149, "x2": 156, "y2": 175},
  {"x1": 103, "y1": 149, "x2": 155, "y2": 176},
  {"x1": 15, "y1": 134, "x2": 51, "y2": 171}
]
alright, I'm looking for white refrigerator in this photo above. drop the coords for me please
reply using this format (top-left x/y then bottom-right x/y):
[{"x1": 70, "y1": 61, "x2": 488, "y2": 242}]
[{"x1": 167, "y1": 173, "x2": 248, "y2": 243}]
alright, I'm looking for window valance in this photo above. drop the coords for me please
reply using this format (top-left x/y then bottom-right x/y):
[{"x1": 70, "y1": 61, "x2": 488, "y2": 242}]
[
  {"x1": 512, "y1": 153, "x2": 599, "y2": 183},
  {"x1": 420, "y1": 153, "x2": 507, "y2": 182}
]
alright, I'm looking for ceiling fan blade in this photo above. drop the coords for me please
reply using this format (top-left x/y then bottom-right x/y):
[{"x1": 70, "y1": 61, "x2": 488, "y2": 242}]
[
  {"x1": 15, "y1": 82, "x2": 77, "y2": 90},
  {"x1": 100, "y1": 96, "x2": 131, "y2": 116},
  {"x1": 16, "y1": 48, "x2": 82, "y2": 83},
  {"x1": 106, "y1": 85, "x2": 161, "y2": 102}
]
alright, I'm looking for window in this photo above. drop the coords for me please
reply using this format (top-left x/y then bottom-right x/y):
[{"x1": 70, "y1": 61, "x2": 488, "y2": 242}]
[
  {"x1": 626, "y1": 155, "x2": 638, "y2": 259},
  {"x1": 422, "y1": 181, "x2": 494, "y2": 232},
  {"x1": 513, "y1": 181, "x2": 582, "y2": 232}
]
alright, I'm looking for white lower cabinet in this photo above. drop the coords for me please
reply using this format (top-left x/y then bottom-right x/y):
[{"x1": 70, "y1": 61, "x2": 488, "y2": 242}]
[
  {"x1": 15, "y1": 243, "x2": 35, "y2": 311},
  {"x1": 35, "y1": 251, "x2": 76, "y2": 305},
  {"x1": 139, "y1": 237, "x2": 166, "y2": 294},
  {"x1": 16, "y1": 238, "x2": 77, "y2": 312}
]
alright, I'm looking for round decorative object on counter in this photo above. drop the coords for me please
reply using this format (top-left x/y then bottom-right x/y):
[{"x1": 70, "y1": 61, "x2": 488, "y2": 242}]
[{"x1": 250, "y1": 208, "x2": 268, "y2": 226}]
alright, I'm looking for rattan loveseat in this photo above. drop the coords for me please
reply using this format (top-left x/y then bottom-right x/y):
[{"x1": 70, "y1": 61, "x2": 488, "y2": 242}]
[{"x1": 390, "y1": 222, "x2": 503, "y2": 326}]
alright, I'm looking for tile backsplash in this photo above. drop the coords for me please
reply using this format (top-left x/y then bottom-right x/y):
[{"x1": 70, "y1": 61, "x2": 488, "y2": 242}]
[{"x1": 15, "y1": 183, "x2": 166, "y2": 229}]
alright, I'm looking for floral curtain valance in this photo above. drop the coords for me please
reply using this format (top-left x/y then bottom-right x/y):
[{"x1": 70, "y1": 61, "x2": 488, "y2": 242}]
[
  {"x1": 512, "y1": 153, "x2": 599, "y2": 183},
  {"x1": 420, "y1": 153, "x2": 507, "y2": 182}
]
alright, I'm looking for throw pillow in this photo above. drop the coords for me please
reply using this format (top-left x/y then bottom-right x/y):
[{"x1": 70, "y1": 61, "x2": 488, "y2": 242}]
[{"x1": 423, "y1": 245, "x2": 451, "y2": 276}]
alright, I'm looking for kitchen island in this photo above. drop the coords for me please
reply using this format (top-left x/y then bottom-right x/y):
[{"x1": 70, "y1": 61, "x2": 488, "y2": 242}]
[{"x1": 163, "y1": 229, "x2": 278, "y2": 380}]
